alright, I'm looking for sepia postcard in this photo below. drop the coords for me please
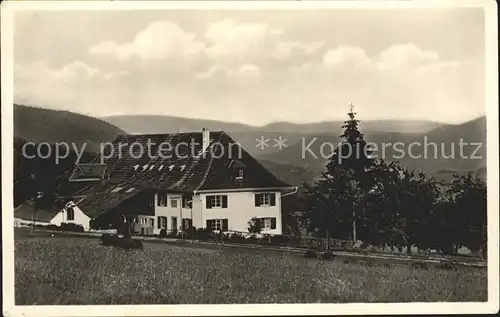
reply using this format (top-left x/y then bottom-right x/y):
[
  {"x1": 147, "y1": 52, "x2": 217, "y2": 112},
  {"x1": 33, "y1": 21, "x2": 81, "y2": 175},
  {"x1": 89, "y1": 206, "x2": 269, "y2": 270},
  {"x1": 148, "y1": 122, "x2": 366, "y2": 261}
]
[{"x1": 2, "y1": 0, "x2": 499, "y2": 316}]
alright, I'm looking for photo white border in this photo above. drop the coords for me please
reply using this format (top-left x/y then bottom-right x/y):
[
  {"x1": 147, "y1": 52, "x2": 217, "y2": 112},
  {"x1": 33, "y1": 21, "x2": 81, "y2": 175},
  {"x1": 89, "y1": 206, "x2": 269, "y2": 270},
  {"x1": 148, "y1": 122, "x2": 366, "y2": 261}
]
[{"x1": 2, "y1": 0, "x2": 498, "y2": 316}]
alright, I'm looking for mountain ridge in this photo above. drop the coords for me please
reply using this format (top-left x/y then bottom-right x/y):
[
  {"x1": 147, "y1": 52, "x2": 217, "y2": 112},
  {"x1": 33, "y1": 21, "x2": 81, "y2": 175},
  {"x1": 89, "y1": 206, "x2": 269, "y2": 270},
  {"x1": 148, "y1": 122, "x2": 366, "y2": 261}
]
[{"x1": 102, "y1": 114, "x2": 450, "y2": 134}]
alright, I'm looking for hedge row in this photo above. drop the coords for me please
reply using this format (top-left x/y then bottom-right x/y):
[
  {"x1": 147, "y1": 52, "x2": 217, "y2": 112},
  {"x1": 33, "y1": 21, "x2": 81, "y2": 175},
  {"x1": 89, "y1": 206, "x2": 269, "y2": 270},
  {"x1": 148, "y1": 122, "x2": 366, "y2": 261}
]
[{"x1": 24, "y1": 222, "x2": 84, "y2": 232}]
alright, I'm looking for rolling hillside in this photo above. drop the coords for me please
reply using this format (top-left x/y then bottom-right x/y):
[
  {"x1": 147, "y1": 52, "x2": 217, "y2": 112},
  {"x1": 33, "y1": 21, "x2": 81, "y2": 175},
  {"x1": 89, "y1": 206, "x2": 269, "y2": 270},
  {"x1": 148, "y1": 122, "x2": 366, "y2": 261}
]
[
  {"x1": 14, "y1": 104, "x2": 486, "y2": 188},
  {"x1": 102, "y1": 114, "x2": 443, "y2": 158},
  {"x1": 102, "y1": 115, "x2": 442, "y2": 135},
  {"x1": 258, "y1": 116, "x2": 486, "y2": 180},
  {"x1": 14, "y1": 104, "x2": 125, "y2": 153}
]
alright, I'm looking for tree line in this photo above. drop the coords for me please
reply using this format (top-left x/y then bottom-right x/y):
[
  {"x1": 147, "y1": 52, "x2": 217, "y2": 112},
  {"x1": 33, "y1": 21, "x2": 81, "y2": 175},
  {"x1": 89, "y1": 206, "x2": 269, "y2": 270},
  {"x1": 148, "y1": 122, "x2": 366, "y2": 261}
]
[{"x1": 297, "y1": 106, "x2": 487, "y2": 257}]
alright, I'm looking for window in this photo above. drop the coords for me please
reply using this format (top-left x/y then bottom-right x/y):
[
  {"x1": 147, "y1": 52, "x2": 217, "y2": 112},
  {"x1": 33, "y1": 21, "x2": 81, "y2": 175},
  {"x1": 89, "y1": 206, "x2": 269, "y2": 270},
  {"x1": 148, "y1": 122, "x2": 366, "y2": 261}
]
[
  {"x1": 206, "y1": 219, "x2": 228, "y2": 231},
  {"x1": 263, "y1": 218, "x2": 271, "y2": 229},
  {"x1": 157, "y1": 216, "x2": 167, "y2": 229},
  {"x1": 171, "y1": 199, "x2": 178, "y2": 208},
  {"x1": 212, "y1": 196, "x2": 222, "y2": 208},
  {"x1": 261, "y1": 217, "x2": 277, "y2": 230},
  {"x1": 236, "y1": 169, "x2": 244, "y2": 180},
  {"x1": 206, "y1": 195, "x2": 228, "y2": 209},
  {"x1": 66, "y1": 207, "x2": 74, "y2": 221},
  {"x1": 157, "y1": 193, "x2": 168, "y2": 207},
  {"x1": 149, "y1": 218, "x2": 154, "y2": 228},
  {"x1": 261, "y1": 193, "x2": 270, "y2": 206},
  {"x1": 255, "y1": 193, "x2": 276, "y2": 207}
]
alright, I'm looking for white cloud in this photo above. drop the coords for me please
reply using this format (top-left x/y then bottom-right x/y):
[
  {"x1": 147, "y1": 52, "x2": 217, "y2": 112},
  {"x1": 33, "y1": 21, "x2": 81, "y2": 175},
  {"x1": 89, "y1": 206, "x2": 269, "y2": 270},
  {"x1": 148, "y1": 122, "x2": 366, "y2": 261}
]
[
  {"x1": 376, "y1": 43, "x2": 440, "y2": 70},
  {"x1": 89, "y1": 21, "x2": 205, "y2": 61},
  {"x1": 415, "y1": 61, "x2": 460, "y2": 74},
  {"x1": 276, "y1": 41, "x2": 326, "y2": 60},
  {"x1": 323, "y1": 46, "x2": 372, "y2": 69},
  {"x1": 90, "y1": 19, "x2": 325, "y2": 70},
  {"x1": 204, "y1": 19, "x2": 277, "y2": 59},
  {"x1": 237, "y1": 64, "x2": 261, "y2": 84},
  {"x1": 292, "y1": 44, "x2": 454, "y2": 76},
  {"x1": 15, "y1": 60, "x2": 123, "y2": 81},
  {"x1": 195, "y1": 63, "x2": 261, "y2": 85},
  {"x1": 194, "y1": 66, "x2": 231, "y2": 79},
  {"x1": 14, "y1": 61, "x2": 129, "y2": 112}
]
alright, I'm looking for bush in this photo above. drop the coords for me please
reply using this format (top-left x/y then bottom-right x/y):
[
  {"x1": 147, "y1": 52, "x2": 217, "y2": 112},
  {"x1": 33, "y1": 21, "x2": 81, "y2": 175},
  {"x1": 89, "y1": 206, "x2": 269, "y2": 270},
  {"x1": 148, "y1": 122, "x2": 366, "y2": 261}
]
[
  {"x1": 60, "y1": 223, "x2": 84, "y2": 232},
  {"x1": 318, "y1": 252, "x2": 335, "y2": 261},
  {"x1": 117, "y1": 237, "x2": 143, "y2": 250},
  {"x1": 167, "y1": 231, "x2": 179, "y2": 238},
  {"x1": 158, "y1": 229, "x2": 167, "y2": 238},
  {"x1": 228, "y1": 233, "x2": 246, "y2": 243},
  {"x1": 100, "y1": 233, "x2": 120, "y2": 246},
  {"x1": 46, "y1": 224, "x2": 59, "y2": 231},
  {"x1": 100, "y1": 234, "x2": 143, "y2": 250},
  {"x1": 304, "y1": 250, "x2": 317, "y2": 258},
  {"x1": 194, "y1": 228, "x2": 213, "y2": 241},
  {"x1": 270, "y1": 235, "x2": 291, "y2": 246}
]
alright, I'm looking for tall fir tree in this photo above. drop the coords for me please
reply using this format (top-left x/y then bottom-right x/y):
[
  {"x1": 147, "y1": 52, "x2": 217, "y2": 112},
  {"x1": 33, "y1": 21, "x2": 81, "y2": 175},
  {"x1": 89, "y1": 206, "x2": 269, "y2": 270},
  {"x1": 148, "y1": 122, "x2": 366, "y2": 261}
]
[{"x1": 305, "y1": 104, "x2": 375, "y2": 244}]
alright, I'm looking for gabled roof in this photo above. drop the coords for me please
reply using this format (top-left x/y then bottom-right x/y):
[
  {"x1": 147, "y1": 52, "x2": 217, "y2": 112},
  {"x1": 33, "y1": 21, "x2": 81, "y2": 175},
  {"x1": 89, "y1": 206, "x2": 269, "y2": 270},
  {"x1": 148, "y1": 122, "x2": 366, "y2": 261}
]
[
  {"x1": 14, "y1": 201, "x2": 60, "y2": 222},
  {"x1": 198, "y1": 132, "x2": 291, "y2": 191}
]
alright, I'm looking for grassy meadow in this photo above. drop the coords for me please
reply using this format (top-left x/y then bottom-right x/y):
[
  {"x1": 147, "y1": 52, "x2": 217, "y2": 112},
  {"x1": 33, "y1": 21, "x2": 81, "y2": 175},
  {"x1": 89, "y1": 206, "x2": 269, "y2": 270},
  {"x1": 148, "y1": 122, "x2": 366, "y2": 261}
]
[{"x1": 15, "y1": 232, "x2": 487, "y2": 305}]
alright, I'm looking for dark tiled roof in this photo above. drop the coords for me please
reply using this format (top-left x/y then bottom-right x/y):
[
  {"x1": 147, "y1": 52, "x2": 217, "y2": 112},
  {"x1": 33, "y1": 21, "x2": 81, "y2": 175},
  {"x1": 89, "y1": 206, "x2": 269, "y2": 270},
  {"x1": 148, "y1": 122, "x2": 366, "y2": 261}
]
[
  {"x1": 198, "y1": 133, "x2": 292, "y2": 190},
  {"x1": 74, "y1": 181, "x2": 146, "y2": 218},
  {"x1": 14, "y1": 201, "x2": 60, "y2": 222},
  {"x1": 99, "y1": 132, "x2": 221, "y2": 192}
]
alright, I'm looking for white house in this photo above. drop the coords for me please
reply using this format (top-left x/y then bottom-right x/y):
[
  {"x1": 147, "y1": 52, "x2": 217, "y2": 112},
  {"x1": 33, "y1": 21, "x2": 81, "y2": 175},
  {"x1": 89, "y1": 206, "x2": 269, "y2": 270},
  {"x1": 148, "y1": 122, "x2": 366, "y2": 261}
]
[
  {"x1": 14, "y1": 200, "x2": 91, "y2": 231},
  {"x1": 63, "y1": 129, "x2": 298, "y2": 235}
]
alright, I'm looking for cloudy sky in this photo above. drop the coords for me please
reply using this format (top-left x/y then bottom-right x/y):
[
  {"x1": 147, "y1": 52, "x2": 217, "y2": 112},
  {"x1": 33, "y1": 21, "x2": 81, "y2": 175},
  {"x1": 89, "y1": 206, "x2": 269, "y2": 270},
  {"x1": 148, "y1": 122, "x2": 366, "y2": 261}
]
[{"x1": 14, "y1": 8, "x2": 485, "y2": 125}]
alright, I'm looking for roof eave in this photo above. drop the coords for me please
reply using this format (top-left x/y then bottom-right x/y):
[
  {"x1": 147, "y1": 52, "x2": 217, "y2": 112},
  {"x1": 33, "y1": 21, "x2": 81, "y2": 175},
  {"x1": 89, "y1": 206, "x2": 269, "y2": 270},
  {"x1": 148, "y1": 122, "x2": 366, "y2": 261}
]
[{"x1": 194, "y1": 186, "x2": 298, "y2": 194}]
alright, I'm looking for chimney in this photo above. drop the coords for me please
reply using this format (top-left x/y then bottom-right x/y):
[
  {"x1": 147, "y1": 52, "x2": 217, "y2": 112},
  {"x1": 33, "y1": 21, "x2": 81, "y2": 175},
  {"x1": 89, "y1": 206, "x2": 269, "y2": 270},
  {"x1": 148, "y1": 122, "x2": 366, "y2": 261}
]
[{"x1": 202, "y1": 128, "x2": 210, "y2": 152}]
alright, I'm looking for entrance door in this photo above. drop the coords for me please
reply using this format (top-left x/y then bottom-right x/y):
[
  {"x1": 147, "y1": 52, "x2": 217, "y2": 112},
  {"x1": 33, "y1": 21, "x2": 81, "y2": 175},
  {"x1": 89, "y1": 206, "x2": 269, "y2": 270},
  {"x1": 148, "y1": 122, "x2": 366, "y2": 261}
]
[{"x1": 172, "y1": 216, "x2": 178, "y2": 234}]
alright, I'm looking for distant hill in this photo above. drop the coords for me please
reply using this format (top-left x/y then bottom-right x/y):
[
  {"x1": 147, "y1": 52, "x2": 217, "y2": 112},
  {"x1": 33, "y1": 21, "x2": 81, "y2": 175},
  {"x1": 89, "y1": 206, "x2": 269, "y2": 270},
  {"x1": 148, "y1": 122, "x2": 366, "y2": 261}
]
[
  {"x1": 258, "y1": 159, "x2": 317, "y2": 188},
  {"x1": 15, "y1": 104, "x2": 125, "y2": 153},
  {"x1": 101, "y1": 115, "x2": 254, "y2": 134},
  {"x1": 259, "y1": 119, "x2": 443, "y2": 134},
  {"x1": 102, "y1": 114, "x2": 443, "y2": 158},
  {"x1": 258, "y1": 116, "x2": 486, "y2": 180},
  {"x1": 102, "y1": 114, "x2": 442, "y2": 135}
]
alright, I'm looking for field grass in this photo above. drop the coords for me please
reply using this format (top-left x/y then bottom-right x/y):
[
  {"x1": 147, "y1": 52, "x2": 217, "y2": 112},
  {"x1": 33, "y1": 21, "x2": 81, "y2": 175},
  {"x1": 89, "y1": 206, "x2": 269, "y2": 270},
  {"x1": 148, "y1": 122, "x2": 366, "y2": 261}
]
[{"x1": 15, "y1": 234, "x2": 487, "y2": 305}]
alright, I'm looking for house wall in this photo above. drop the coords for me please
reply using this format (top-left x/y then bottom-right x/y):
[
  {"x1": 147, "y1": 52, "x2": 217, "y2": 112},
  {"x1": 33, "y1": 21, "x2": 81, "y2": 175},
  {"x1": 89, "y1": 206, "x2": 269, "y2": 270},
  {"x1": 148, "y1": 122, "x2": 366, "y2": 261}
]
[
  {"x1": 50, "y1": 205, "x2": 92, "y2": 231},
  {"x1": 139, "y1": 190, "x2": 284, "y2": 235},
  {"x1": 197, "y1": 190, "x2": 282, "y2": 235},
  {"x1": 153, "y1": 193, "x2": 192, "y2": 235}
]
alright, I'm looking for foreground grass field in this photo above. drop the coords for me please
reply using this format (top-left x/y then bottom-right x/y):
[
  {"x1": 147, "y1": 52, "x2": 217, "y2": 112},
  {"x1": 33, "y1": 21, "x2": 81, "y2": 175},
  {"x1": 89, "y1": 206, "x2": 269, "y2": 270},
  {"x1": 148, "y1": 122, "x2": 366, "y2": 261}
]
[{"x1": 15, "y1": 235, "x2": 487, "y2": 304}]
